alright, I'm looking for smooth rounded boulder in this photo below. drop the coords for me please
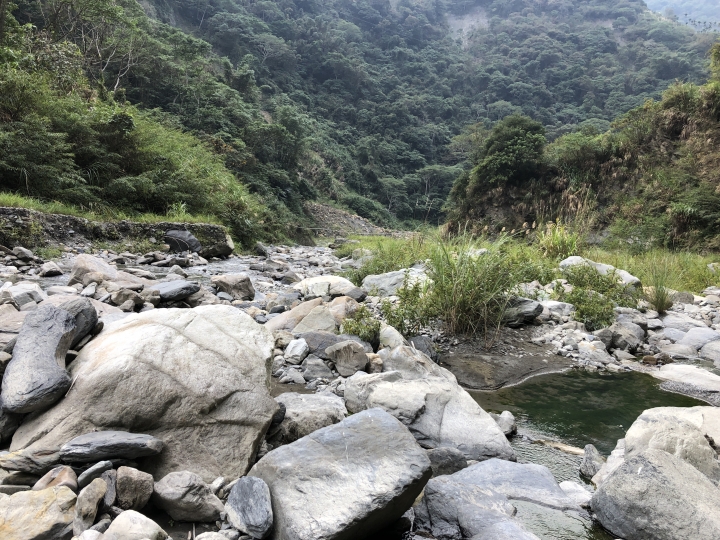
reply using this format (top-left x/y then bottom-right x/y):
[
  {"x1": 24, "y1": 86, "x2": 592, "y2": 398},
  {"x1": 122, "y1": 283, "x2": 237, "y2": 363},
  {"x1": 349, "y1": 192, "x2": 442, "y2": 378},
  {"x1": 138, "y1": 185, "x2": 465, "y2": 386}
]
[
  {"x1": 249, "y1": 408, "x2": 432, "y2": 540},
  {"x1": 3, "y1": 306, "x2": 277, "y2": 481}
]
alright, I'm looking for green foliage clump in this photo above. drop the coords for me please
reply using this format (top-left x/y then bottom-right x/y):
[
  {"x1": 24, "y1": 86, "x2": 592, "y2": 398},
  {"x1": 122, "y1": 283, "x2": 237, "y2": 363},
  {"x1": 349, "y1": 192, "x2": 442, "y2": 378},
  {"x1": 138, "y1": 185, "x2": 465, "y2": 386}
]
[
  {"x1": 380, "y1": 275, "x2": 430, "y2": 338},
  {"x1": 340, "y1": 305, "x2": 380, "y2": 349},
  {"x1": 562, "y1": 288, "x2": 616, "y2": 331},
  {"x1": 561, "y1": 265, "x2": 640, "y2": 308},
  {"x1": 536, "y1": 221, "x2": 582, "y2": 260}
]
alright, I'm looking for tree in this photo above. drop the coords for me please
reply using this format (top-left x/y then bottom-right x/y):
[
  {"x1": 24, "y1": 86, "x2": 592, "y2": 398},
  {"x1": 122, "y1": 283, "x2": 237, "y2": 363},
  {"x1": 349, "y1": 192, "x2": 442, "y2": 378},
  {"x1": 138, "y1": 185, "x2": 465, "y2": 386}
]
[{"x1": 0, "y1": 0, "x2": 8, "y2": 43}]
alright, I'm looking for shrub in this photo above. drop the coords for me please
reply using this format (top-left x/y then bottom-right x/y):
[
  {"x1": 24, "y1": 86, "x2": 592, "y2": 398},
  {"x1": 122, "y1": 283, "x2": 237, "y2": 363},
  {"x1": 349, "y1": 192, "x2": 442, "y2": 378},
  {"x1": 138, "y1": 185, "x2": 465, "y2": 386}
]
[
  {"x1": 536, "y1": 220, "x2": 582, "y2": 260},
  {"x1": 340, "y1": 305, "x2": 381, "y2": 349},
  {"x1": 380, "y1": 274, "x2": 430, "y2": 337},
  {"x1": 561, "y1": 264, "x2": 640, "y2": 308},
  {"x1": 563, "y1": 288, "x2": 616, "y2": 331}
]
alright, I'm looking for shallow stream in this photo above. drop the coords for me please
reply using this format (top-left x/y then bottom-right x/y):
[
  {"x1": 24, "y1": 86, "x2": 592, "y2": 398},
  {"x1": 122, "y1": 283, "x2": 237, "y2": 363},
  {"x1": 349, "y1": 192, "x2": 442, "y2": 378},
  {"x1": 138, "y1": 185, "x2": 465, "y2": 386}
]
[{"x1": 471, "y1": 370, "x2": 705, "y2": 540}]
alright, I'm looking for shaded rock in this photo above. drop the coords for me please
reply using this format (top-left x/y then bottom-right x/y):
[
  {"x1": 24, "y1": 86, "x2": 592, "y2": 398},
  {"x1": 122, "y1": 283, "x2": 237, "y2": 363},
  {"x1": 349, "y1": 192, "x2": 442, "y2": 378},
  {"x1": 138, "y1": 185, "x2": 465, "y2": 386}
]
[
  {"x1": 1, "y1": 304, "x2": 75, "y2": 413},
  {"x1": 164, "y1": 230, "x2": 201, "y2": 253},
  {"x1": 426, "y1": 447, "x2": 468, "y2": 477},
  {"x1": 60, "y1": 431, "x2": 164, "y2": 463},
  {"x1": 579, "y1": 444, "x2": 605, "y2": 478},
  {"x1": 152, "y1": 471, "x2": 224, "y2": 522},
  {"x1": 409, "y1": 335, "x2": 437, "y2": 361},
  {"x1": 301, "y1": 355, "x2": 333, "y2": 381},
  {"x1": 102, "y1": 509, "x2": 168, "y2": 540},
  {"x1": 269, "y1": 392, "x2": 347, "y2": 445},
  {"x1": 592, "y1": 449, "x2": 720, "y2": 540},
  {"x1": 33, "y1": 465, "x2": 78, "y2": 492},
  {"x1": 298, "y1": 331, "x2": 370, "y2": 360},
  {"x1": 0, "y1": 410, "x2": 22, "y2": 444},
  {"x1": 609, "y1": 320, "x2": 644, "y2": 352},
  {"x1": 325, "y1": 340, "x2": 368, "y2": 376},
  {"x1": 225, "y1": 476, "x2": 273, "y2": 539},
  {"x1": 211, "y1": 274, "x2": 255, "y2": 301},
  {"x1": 4, "y1": 306, "x2": 277, "y2": 482},
  {"x1": 503, "y1": 297, "x2": 542, "y2": 328},
  {"x1": 0, "y1": 486, "x2": 76, "y2": 539},
  {"x1": 116, "y1": 466, "x2": 153, "y2": 511},
  {"x1": 249, "y1": 408, "x2": 431, "y2": 540},
  {"x1": 58, "y1": 297, "x2": 99, "y2": 349},
  {"x1": 101, "y1": 469, "x2": 116, "y2": 509},
  {"x1": 148, "y1": 281, "x2": 201, "y2": 302},
  {"x1": 73, "y1": 478, "x2": 107, "y2": 535}
]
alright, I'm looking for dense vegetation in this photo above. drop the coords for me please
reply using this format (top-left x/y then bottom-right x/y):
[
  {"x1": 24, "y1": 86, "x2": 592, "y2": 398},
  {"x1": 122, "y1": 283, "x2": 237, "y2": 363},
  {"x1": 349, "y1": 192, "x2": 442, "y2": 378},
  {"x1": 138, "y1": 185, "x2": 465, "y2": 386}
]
[
  {"x1": 0, "y1": 0, "x2": 716, "y2": 243},
  {"x1": 447, "y1": 40, "x2": 720, "y2": 251}
]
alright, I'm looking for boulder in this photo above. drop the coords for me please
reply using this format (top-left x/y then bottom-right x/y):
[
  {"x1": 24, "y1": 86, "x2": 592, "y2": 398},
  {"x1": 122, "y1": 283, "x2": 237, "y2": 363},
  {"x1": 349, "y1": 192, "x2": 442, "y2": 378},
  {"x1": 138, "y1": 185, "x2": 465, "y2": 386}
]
[
  {"x1": 361, "y1": 267, "x2": 430, "y2": 297},
  {"x1": 73, "y1": 478, "x2": 107, "y2": 535},
  {"x1": 102, "y1": 510, "x2": 168, "y2": 540},
  {"x1": 678, "y1": 327, "x2": 720, "y2": 350},
  {"x1": 609, "y1": 320, "x2": 644, "y2": 352},
  {"x1": 211, "y1": 274, "x2": 255, "y2": 301},
  {"x1": 559, "y1": 256, "x2": 641, "y2": 287},
  {"x1": 652, "y1": 364, "x2": 720, "y2": 393},
  {"x1": 490, "y1": 411, "x2": 516, "y2": 437},
  {"x1": 659, "y1": 343, "x2": 698, "y2": 359},
  {"x1": 152, "y1": 471, "x2": 224, "y2": 522},
  {"x1": 225, "y1": 477, "x2": 273, "y2": 539},
  {"x1": 379, "y1": 323, "x2": 407, "y2": 349},
  {"x1": 249, "y1": 408, "x2": 431, "y2": 540},
  {"x1": 299, "y1": 331, "x2": 371, "y2": 360},
  {"x1": 284, "y1": 338, "x2": 309, "y2": 365},
  {"x1": 40, "y1": 261, "x2": 64, "y2": 277},
  {"x1": 0, "y1": 486, "x2": 76, "y2": 539},
  {"x1": 591, "y1": 439, "x2": 626, "y2": 486},
  {"x1": 68, "y1": 255, "x2": 118, "y2": 286},
  {"x1": 661, "y1": 313, "x2": 707, "y2": 332},
  {"x1": 327, "y1": 296, "x2": 359, "y2": 326},
  {"x1": 503, "y1": 297, "x2": 542, "y2": 327},
  {"x1": 558, "y1": 481, "x2": 591, "y2": 508},
  {"x1": 264, "y1": 299, "x2": 323, "y2": 332},
  {"x1": 269, "y1": 393, "x2": 347, "y2": 445},
  {"x1": 1, "y1": 304, "x2": 75, "y2": 414},
  {"x1": 61, "y1": 431, "x2": 164, "y2": 463},
  {"x1": 301, "y1": 355, "x2": 334, "y2": 381},
  {"x1": 33, "y1": 465, "x2": 77, "y2": 492},
  {"x1": 408, "y1": 335, "x2": 438, "y2": 361},
  {"x1": 426, "y1": 447, "x2": 468, "y2": 477},
  {"x1": 591, "y1": 449, "x2": 720, "y2": 540},
  {"x1": 579, "y1": 444, "x2": 605, "y2": 478},
  {"x1": 148, "y1": 281, "x2": 201, "y2": 302},
  {"x1": 292, "y1": 306, "x2": 337, "y2": 334},
  {"x1": 325, "y1": 340, "x2": 368, "y2": 376},
  {"x1": 164, "y1": 230, "x2": 202, "y2": 253},
  {"x1": 293, "y1": 275, "x2": 358, "y2": 298},
  {"x1": 700, "y1": 340, "x2": 720, "y2": 365},
  {"x1": 116, "y1": 466, "x2": 153, "y2": 511},
  {"x1": 344, "y1": 349, "x2": 514, "y2": 462},
  {"x1": 57, "y1": 298, "x2": 99, "y2": 349},
  {"x1": 3, "y1": 306, "x2": 277, "y2": 481},
  {"x1": 7, "y1": 282, "x2": 47, "y2": 305}
]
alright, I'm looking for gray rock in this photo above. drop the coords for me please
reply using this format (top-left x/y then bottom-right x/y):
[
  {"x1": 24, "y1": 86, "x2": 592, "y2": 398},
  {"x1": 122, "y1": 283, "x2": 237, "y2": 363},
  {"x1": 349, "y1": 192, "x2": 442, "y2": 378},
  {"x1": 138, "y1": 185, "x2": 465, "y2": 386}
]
[
  {"x1": 490, "y1": 411, "x2": 517, "y2": 436},
  {"x1": 164, "y1": 230, "x2": 202, "y2": 253},
  {"x1": 284, "y1": 338, "x2": 309, "y2": 365},
  {"x1": 558, "y1": 481, "x2": 591, "y2": 508},
  {"x1": 409, "y1": 335, "x2": 438, "y2": 361},
  {"x1": 0, "y1": 486, "x2": 76, "y2": 539},
  {"x1": 74, "y1": 478, "x2": 107, "y2": 535},
  {"x1": 149, "y1": 281, "x2": 201, "y2": 301},
  {"x1": 661, "y1": 313, "x2": 707, "y2": 332},
  {"x1": 12, "y1": 246, "x2": 33, "y2": 260},
  {"x1": 116, "y1": 466, "x2": 153, "y2": 511},
  {"x1": 579, "y1": 444, "x2": 605, "y2": 478},
  {"x1": 609, "y1": 320, "x2": 644, "y2": 352},
  {"x1": 0, "y1": 410, "x2": 22, "y2": 444},
  {"x1": 102, "y1": 509, "x2": 168, "y2": 540},
  {"x1": 662, "y1": 327, "x2": 686, "y2": 343},
  {"x1": 225, "y1": 476, "x2": 273, "y2": 539},
  {"x1": 592, "y1": 449, "x2": 720, "y2": 540},
  {"x1": 60, "y1": 431, "x2": 163, "y2": 463},
  {"x1": 325, "y1": 340, "x2": 368, "y2": 377},
  {"x1": 33, "y1": 465, "x2": 77, "y2": 491},
  {"x1": 503, "y1": 297, "x2": 542, "y2": 327},
  {"x1": 700, "y1": 340, "x2": 720, "y2": 364},
  {"x1": 67, "y1": 254, "x2": 118, "y2": 286},
  {"x1": 292, "y1": 306, "x2": 337, "y2": 334},
  {"x1": 3, "y1": 306, "x2": 277, "y2": 481},
  {"x1": 40, "y1": 261, "x2": 64, "y2": 277},
  {"x1": 659, "y1": 343, "x2": 698, "y2": 359},
  {"x1": 152, "y1": 471, "x2": 224, "y2": 522},
  {"x1": 1, "y1": 304, "x2": 75, "y2": 413},
  {"x1": 299, "y1": 332, "x2": 370, "y2": 360},
  {"x1": 78, "y1": 461, "x2": 113, "y2": 488},
  {"x1": 426, "y1": 447, "x2": 468, "y2": 477},
  {"x1": 361, "y1": 267, "x2": 429, "y2": 297},
  {"x1": 249, "y1": 408, "x2": 431, "y2": 540},
  {"x1": 58, "y1": 297, "x2": 99, "y2": 349},
  {"x1": 301, "y1": 355, "x2": 333, "y2": 381},
  {"x1": 269, "y1": 392, "x2": 347, "y2": 445},
  {"x1": 678, "y1": 326, "x2": 720, "y2": 350},
  {"x1": 101, "y1": 469, "x2": 116, "y2": 509},
  {"x1": 7, "y1": 282, "x2": 47, "y2": 305},
  {"x1": 560, "y1": 256, "x2": 641, "y2": 287},
  {"x1": 211, "y1": 274, "x2": 255, "y2": 301},
  {"x1": 293, "y1": 275, "x2": 360, "y2": 298}
]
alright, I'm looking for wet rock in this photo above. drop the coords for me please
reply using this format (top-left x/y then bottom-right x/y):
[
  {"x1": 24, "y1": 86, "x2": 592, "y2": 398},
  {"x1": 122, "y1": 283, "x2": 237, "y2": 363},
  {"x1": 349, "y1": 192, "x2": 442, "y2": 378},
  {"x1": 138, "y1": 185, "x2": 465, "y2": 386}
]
[
  {"x1": 0, "y1": 486, "x2": 76, "y2": 539},
  {"x1": 116, "y1": 466, "x2": 153, "y2": 511},
  {"x1": 325, "y1": 340, "x2": 368, "y2": 376},
  {"x1": 426, "y1": 447, "x2": 468, "y2": 477},
  {"x1": 592, "y1": 449, "x2": 720, "y2": 540},
  {"x1": 225, "y1": 476, "x2": 273, "y2": 539},
  {"x1": 4, "y1": 306, "x2": 277, "y2": 482},
  {"x1": 152, "y1": 471, "x2": 224, "y2": 522},
  {"x1": 73, "y1": 478, "x2": 107, "y2": 535},
  {"x1": 579, "y1": 444, "x2": 605, "y2": 478},
  {"x1": 211, "y1": 274, "x2": 255, "y2": 301},
  {"x1": 269, "y1": 392, "x2": 347, "y2": 445},
  {"x1": 60, "y1": 431, "x2": 163, "y2": 463},
  {"x1": 102, "y1": 509, "x2": 168, "y2": 540},
  {"x1": 249, "y1": 408, "x2": 431, "y2": 540},
  {"x1": 164, "y1": 230, "x2": 201, "y2": 253},
  {"x1": 1, "y1": 304, "x2": 75, "y2": 413}
]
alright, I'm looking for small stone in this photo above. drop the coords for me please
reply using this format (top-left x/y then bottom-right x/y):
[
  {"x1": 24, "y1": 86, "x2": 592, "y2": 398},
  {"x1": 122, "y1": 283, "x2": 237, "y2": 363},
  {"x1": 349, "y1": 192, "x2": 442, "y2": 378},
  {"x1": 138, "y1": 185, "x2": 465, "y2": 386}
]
[
  {"x1": 77, "y1": 461, "x2": 113, "y2": 489},
  {"x1": 285, "y1": 338, "x2": 309, "y2": 365},
  {"x1": 73, "y1": 478, "x2": 107, "y2": 535},
  {"x1": 580, "y1": 444, "x2": 605, "y2": 478},
  {"x1": 32, "y1": 465, "x2": 78, "y2": 492},
  {"x1": 225, "y1": 476, "x2": 273, "y2": 539},
  {"x1": 115, "y1": 466, "x2": 154, "y2": 511},
  {"x1": 426, "y1": 447, "x2": 468, "y2": 477}
]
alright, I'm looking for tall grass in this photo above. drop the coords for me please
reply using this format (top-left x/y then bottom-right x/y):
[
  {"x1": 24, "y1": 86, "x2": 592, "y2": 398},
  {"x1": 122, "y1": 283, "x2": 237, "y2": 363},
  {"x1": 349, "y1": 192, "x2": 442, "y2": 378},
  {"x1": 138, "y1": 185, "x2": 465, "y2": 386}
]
[
  {"x1": 644, "y1": 255, "x2": 676, "y2": 313},
  {"x1": 535, "y1": 220, "x2": 582, "y2": 259}
]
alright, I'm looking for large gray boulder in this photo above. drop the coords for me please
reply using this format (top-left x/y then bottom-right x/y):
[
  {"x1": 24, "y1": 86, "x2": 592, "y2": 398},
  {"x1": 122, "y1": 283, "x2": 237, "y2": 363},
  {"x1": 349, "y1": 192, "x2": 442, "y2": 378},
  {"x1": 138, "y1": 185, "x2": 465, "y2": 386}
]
[
  {"x1": 361, "y1": 267, "x2": 430, "y2": 297},
  {"x1": 57, "y1": 297, "x2": 99, "y2": 349},
  {"x1": 414, "y1": 473, "x2": 539, "y2": 540},
  {"x1": 164, "y1": 230, "x2": 202, "y2": 253},
  {"x1": 148, "y1": 281, "x2": 201, "y2": 302},
  {"x1": 67, "y1": 254, "x2": 118, "y2": 286},
  {"x1": 2, "y1": 306, "x2": 277, "y2": 481},
  {"x1": 1, "y1": 304, "x2": 75, "y2": 414},
  {"x1": 678, "y1": 327, "x2": 720, "y2": 350},
  {"x1": 344, "y1": 347, "x2": 514, "y2": 462},
  {"x1": 269, "y1": 392, "x2": 347, "y2": 445},
  {"x1": 152, "y1": 471, "x2": 224, "y2": 522},
  {"x1": 591, "y1": 449, "x2": 720, "y2": 540},
  {"x1": 249, "y1": 408, "x2": 432, "y2": 540},
  {"x1": 609, "y1": 320, "x2": 645, "y2": 351}
]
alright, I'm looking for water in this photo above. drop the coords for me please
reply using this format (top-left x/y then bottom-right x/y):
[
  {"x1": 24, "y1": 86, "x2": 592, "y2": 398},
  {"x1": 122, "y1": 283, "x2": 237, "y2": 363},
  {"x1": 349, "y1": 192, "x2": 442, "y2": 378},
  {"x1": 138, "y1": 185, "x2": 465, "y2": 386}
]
[{"x1": 469, "y1": 370, "x2": 706, "y2": 540}]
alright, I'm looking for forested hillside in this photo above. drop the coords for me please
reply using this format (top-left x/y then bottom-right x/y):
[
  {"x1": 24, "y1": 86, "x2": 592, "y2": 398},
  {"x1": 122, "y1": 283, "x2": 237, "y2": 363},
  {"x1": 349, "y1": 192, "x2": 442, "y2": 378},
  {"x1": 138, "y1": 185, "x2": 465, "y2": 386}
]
[{"x1": 0, "y1": 0, "x2": 717, "y2": 243}]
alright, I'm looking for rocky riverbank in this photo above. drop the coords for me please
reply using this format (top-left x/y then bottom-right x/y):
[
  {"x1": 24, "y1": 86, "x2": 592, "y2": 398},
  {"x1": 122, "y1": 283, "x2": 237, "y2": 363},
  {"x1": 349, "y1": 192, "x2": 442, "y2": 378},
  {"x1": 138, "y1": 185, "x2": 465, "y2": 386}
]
[{"x1": 0, "y1": 233, "x2": 718, "y2": 539}]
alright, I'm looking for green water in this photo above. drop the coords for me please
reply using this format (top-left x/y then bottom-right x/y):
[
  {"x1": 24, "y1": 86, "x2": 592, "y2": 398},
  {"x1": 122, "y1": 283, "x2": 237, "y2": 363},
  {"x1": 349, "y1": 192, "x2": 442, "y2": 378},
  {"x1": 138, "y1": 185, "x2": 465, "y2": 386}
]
[{"x1": 468, "y1": 370, "x2": 706, "y2": 540}]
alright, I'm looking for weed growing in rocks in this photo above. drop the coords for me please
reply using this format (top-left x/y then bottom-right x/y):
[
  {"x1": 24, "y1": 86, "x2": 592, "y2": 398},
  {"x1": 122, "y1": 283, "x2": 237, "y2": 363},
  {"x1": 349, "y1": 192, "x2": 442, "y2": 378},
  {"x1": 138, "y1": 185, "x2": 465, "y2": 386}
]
[
  {"x1": 536, "y1": 220, "x2": 582, "y2": 259},
  {"x1": 341, "y1": 305, "x2": 381, "y2": 349},
  {"x1": 381, "y1": 274, "x2": 430, "y2": 337}
]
